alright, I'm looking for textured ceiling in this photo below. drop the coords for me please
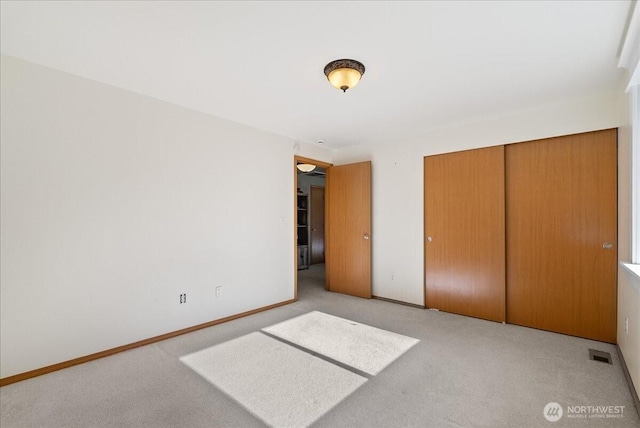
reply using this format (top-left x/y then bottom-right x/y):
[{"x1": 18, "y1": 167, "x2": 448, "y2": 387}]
[{"x1": 0, "y1": 1, "x2": 632, "y2": 149}]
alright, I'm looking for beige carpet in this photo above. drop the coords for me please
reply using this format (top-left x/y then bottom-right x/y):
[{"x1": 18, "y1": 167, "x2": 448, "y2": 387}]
[
  {"x1": 262, "y1": 311, "x2": 419, "y2": 375},
  {"x1": 180, "y1": 332, "x2": 366, "y2": 428}
]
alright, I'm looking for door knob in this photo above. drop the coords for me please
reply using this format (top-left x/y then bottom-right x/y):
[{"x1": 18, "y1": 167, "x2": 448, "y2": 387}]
[
  {"x1": 427, "y1": 236, "x2": 433, "y2": 242},
  {"x1": 364, "y1": 234, "x2": 370, "y2": 240},
  {"x1": 602, "y1": 242, "x2": 613, "y2": 250}
]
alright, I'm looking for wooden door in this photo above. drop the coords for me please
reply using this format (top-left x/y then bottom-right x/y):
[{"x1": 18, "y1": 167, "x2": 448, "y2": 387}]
[
  {"x1": 326, "y1": 161, "x2": 372, "y2": 298},
  {"x1": 310, "y1": 186, "x2": 325, "y2": 264},
  {"x1": 506, "y1": 129, "x2": 617, "y2": 343},
  {"x1": 424, "y1": 146, "x2": 506, "y2": 322}
]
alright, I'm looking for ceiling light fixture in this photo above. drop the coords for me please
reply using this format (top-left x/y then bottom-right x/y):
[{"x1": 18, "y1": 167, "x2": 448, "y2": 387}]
[
  {"x1": 297, "y1": 163, "x2": 316, "y2": 173},
  {"x1": 324, "y1": 59, "x2": 365, "y2": 92}
]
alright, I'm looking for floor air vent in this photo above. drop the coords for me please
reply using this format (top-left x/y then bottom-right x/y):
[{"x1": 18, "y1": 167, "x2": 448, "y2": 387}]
[{"x1": 588, "y1": 349, "x2": 612, "y2": 364}]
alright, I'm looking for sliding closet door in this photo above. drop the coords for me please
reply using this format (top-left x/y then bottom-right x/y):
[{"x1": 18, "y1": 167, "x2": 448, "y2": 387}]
[
  {"x1": 424, "y1": 146, "x2": 505, "y2": 322},
  {"x1": 506, "y1": 129, "x2": 617, "y2": 343}
]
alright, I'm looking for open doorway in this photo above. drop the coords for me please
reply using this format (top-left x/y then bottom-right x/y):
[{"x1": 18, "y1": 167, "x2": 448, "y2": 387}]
[
  {"x1": 295, "y1": 157, "x2": 330, "y2": 298},
  {"x1": 294, "y1": 157, "x2": 372, "y2": 300}
]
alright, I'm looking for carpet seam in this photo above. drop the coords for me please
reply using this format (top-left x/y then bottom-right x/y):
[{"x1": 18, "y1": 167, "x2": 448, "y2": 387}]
[{"x1": 259, "y1": 330, "x2": 373, "y2": 379}]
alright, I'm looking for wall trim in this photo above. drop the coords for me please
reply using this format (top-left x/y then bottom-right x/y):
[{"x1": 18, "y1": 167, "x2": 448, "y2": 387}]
[
  {"x1": 372, "y1": 295, "x2": 425, "y2": 309},
  {"x1": 616, "y1": 344, "x2": 640, "y2": 419},
  {"x1": 0, "y1": 298, "x2": 296, "y2": 387}
]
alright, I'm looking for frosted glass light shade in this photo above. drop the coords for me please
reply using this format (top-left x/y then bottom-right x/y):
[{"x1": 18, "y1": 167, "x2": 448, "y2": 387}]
[
  {"x1": 297, "y1": 163, "x2": 316, "y2": 172},
  {"x1": 324, "y1": 59, "x2": 365, "y2": 92},
  {"x1": 327, "y1": 68, "x2": 362, "y2": 92}
]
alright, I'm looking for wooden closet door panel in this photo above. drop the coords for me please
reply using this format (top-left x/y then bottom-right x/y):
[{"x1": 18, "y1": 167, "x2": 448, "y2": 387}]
[
  {"x1": 424, "y1": 146, "x2": 506, "y2": 322},
  {"x1": 506, "y1": 129, "x2": 617, "y2": 343}
]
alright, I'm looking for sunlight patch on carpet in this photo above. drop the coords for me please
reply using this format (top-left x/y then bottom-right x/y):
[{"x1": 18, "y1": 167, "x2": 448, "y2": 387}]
[
  {"x1": 263, "y1": 311, "x2": 419, "y2": 375},
  {"x1": 180, "y1": 332, "x2": 366, "y2": 428}
]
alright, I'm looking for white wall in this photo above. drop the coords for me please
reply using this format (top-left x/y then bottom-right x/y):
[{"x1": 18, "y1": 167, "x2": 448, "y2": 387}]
[
  {"x1": 617, "y1": 75, "x2": 640, "y2": 395},
  {"x1": 0, "y1": 55, "x2": 332, "y2": 378},
  {"x1": 619, "y1": 267, "x2": 640, "y2": 394},
  {"x1": 294, "y1": 142, "x2": 333, "y2": 166},
  {"x1": 334, "y1": 91, "x2": 622, "y2": 306}
]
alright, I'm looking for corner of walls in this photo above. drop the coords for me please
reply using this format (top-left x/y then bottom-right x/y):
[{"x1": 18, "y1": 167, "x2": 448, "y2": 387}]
[
  {"x1": 618, "y1": 72, "x2": 633, "y2": 263},
  {"x1": 333, "y1": 141, "x2": 425, "y2": 305}
]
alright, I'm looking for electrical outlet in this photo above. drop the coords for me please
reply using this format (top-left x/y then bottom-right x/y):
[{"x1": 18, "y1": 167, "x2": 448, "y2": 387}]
[
  {"x1": 179, "y1": 293, "x2": 187, "y2": 304},
  {"x1": 625, "y1": 317, "x2": 629, "y2": 334},
  {"x1": 216, "y1": 286, "x2": 222, "y2": 297}
]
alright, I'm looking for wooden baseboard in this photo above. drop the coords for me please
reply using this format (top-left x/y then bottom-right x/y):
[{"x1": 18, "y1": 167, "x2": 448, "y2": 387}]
[
  {"x1": 0, "y1": 298, "x2": 296, "y2": 387},
  {"x1": 372, "y1": 295, "x2": 425, "y2": 309},
  {"x1": 616, "y1": 345, "x2": 640, "y2": 419}
]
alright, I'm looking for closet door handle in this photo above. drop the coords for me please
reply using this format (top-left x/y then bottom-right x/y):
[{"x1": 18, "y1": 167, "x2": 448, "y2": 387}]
[
  {"x1": 602, "y1": 242, "x2": 613, "y2": 250},
  {"x1": 364, "y1": 234, "x2": 370, "y2": 240}
]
